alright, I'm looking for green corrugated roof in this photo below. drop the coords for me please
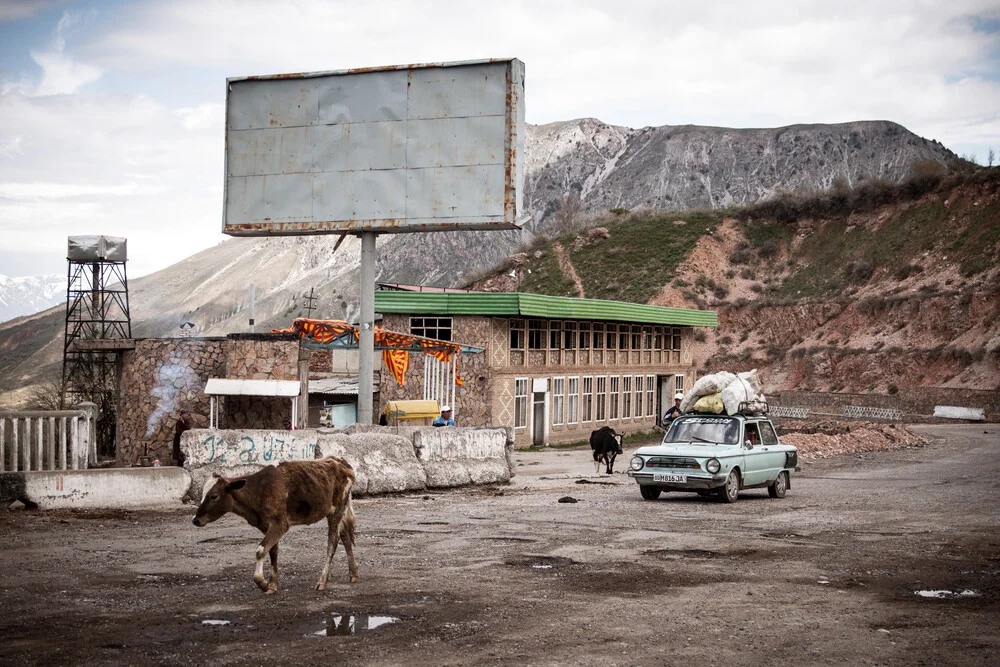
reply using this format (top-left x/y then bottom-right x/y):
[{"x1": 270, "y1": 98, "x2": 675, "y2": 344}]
[{"x1": 374, "y1": 291, "x2": 717, "y2": 327}]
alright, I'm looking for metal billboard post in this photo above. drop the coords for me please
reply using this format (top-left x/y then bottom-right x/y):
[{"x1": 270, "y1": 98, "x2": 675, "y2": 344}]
[{"x1": 358, "y1": 231, "x2": 377, "y2": 424}]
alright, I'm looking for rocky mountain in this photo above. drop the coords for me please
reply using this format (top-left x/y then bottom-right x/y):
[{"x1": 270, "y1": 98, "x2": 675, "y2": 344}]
[
  {"x1": 0, "y1": 118, "x2": 965, "y2": 402},
  {"x1": 523, "y1": 119, "x2": 955, "y2": 226},
  {"x1": 0, "y1": 274, "x2": 64, "y2": 323}
]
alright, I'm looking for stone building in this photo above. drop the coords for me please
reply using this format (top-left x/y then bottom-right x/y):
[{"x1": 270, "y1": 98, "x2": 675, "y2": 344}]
[
  {"x1": 374, "y1": 290, "x2": 717, "y2": 446},
  {"x1": 116, "y1": 333, "x2": 301, "y2": 466}
]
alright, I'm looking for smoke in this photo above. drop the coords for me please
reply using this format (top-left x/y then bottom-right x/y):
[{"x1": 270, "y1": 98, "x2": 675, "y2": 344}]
[{"x1": 145, "y1": 361, "x2": 199, "y2": 439}]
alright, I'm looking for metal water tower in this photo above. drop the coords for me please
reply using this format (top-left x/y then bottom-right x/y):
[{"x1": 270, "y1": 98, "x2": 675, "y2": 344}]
[{"x1": 62, "y1": 236, "x2": 132, "y2": 457}]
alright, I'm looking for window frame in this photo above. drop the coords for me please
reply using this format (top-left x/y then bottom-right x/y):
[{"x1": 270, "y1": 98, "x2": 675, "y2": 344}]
[
  {"x1": 514, "y1": 378, "x2": 529, "y2": 429},
  {"x1": 410, "y1": 316, "x2": 452, "y2": 342},
  {"x1": 552, "y1": 376, "x2": 565, "y2": 425},
  {"x1": 567, "y1": 377, "x2": 580, "y2": 424}
]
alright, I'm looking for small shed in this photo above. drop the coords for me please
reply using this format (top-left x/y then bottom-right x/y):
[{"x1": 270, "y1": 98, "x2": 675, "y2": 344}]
[{"x1": 203, "y1": 378, "x2": 301, "y2": 429}]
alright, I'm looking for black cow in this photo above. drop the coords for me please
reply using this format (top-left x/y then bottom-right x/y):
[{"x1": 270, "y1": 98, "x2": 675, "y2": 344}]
[{"x1": 590, "y1": 426, "x2": 624, "y2": 474}]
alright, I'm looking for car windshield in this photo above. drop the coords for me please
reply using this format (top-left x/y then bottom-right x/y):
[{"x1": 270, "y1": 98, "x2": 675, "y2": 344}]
[{"x1": 663, "y1": 416, "x2": 740, "y2": 445}]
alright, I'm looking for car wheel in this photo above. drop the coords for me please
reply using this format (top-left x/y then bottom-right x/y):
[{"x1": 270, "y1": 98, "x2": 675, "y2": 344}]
[
  {"x1": 768, "y1": 471, "x2": 788, "y2": 498},
  {"x1": 639, "y1": 484, "x2": 661, "y2": 500},
  {"x1": 717, "y1": 469, "x2": 740, "y2": 503}
]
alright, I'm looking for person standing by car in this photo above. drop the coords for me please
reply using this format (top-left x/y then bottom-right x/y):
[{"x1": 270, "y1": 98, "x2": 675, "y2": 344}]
[
  {"x1": 662, "y1": 392, "x2": 684, "y2": 426},
  {"x1": 433, "y1": 405, "x2": 456, "y2": 427}
]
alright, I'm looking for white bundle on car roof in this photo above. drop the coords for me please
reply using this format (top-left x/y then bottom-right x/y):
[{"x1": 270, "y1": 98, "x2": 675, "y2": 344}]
[{"x1": 681, "y1": 369, "x2": 764, "y2": 415}]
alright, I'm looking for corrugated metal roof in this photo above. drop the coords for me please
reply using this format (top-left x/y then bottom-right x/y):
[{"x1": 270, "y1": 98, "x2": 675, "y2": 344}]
[
  {"x1": 374, "y1": 292, "x2": 717, "y2": 327},
  {"x1": 204, "y1": 378, "x2": 301, "y2": 397},
  {"x1": 309, "y1": 378, "x2": 359, "y2": 395}
]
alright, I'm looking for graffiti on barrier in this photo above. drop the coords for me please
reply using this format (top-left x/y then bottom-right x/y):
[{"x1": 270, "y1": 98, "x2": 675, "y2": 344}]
[{"x1": 198, "y1": 432, "x2": 316, "y2": 465}]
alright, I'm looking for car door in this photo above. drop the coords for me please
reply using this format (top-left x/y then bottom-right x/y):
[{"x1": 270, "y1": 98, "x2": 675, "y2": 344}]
[
  {"x1": 740, "y1": 422, "x2": 769, "y2": 486},
  {"x1": 749, "y1": 420, "x2": 787, "y2": 484}
]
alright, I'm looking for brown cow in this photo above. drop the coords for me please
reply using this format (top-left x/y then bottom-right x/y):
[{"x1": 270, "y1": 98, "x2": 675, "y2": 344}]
[{"x1": 192, "y1": 457, "x2": 359, "y2": 594}]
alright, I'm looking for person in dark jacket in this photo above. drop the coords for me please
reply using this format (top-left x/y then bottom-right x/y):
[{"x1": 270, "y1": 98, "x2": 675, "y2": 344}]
[{"x1": 172, "y1": 409, "x2": 193, "y2": 466}]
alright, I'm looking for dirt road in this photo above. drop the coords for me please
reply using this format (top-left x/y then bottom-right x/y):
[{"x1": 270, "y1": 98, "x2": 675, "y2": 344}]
[{"x1": 1, "y1": 424, "x2": 997, "y2": 666}]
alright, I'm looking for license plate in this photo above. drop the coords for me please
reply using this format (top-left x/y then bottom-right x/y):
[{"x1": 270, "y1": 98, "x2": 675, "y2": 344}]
[{"x1": 654, "y1": 473, "x2": 686, "y2": 483}]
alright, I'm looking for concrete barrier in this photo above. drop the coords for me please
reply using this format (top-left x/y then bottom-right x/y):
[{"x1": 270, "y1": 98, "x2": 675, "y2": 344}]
[
  {"x1": 314, "y1": 431, "x2": 427, "y2": 495},
  {"x1": 933, "y1": 406, "x2": 986, "y2": 421},
  {"x1": 181, "y1": 428, "x2": 318, "y2": 502},
  {"x1": 2, "y1": 468, "x2": 191, "y2": 510},
  {"x1": 413, "y1": 427, "x2": 513, "y2": 488},
  {"x1": 181, "y1": 426, "x2": 516, "y2": 500}
]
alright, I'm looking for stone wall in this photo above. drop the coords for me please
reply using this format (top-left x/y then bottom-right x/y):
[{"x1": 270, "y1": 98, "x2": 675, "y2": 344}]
[
  {"x1": 771, "y1": 388, "x2": 1000, "y2": 422},
  {"x1": 220, "y1": 333, "x2": 301, "y2": 430},
  {"x1": 116, "y1": 338, "x2": 226, "y2": 466}
]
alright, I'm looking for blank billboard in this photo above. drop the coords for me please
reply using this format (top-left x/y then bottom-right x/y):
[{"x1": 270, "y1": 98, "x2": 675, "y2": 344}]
[{"x1": 223, "y1": 58, "x2": 526, "y2": 236}]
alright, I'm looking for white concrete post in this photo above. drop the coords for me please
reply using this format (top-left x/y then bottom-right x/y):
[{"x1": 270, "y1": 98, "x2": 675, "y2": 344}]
[
  {"x1": 46, "y1": 417, "x2": 55, "y2": 471},
  {"x1": 70, "y1": 415, "x2": 80, "y2": 470},
  {"x1": 10, "y1": 418, "x2": 18, "y2": 472},
  {"x1": 59, "y1": 416, "x2": 68, "y2": 470}
]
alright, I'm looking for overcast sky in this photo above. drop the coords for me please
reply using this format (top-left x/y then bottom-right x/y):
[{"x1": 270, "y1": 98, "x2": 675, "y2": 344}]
[{"x1": 1, "y1": 0, "x2": 998, "y2": 278}]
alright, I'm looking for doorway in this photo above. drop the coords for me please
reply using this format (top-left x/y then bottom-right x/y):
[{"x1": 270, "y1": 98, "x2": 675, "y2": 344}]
[{"x1": 532, "y1": 392, "x2": 546, "y2": 446}]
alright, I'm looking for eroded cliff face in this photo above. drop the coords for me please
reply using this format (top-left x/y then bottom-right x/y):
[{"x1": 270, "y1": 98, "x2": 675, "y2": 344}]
[{"x1": 708, "y1": 292, "x2": 1000, "y2": 393}]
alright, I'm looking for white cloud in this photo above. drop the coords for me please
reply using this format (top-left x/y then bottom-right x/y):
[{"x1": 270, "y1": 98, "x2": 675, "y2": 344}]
[
  {"x1": 3, "y1": 10, "x2": 103, "y2": 96},
  {"x1": 174, "y1": 103, "x2": 224, "y2": 131},
  {"x1": 0, "y1": 136, "x2": 23, "y2": 158},
  {"x1": 0, "y1": 181, "x2": 168, "y2": 198}
]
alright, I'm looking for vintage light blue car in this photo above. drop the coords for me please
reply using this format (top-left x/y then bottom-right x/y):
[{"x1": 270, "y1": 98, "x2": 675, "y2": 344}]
[{"x1": 627, "y1": 413, "x2": 798, "y2": 503}]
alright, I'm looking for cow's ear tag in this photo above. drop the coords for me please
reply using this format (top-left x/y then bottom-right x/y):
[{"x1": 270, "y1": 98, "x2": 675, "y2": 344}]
[{"x1": 226, "y1": 479, "x2": 248, "y2": 492}]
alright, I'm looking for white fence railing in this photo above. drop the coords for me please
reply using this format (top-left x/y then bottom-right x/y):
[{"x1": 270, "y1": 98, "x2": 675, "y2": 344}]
[{"x1": 0, "y1": 408, "x2": 96, "y2": 472}]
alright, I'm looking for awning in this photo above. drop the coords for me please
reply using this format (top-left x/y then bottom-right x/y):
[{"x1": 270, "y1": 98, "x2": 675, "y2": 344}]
[{"x1": 204, "y1": 378, "x2": 301, "y2": 397}]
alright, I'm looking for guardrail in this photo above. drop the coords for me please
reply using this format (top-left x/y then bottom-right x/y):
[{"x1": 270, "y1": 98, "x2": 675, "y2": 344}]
[
  {"x1": 843, "y1": 405, "x2": 903, "y2": 421},
  {"x1": 0, "y1": 408, "x2": 96, "y2": 472}
]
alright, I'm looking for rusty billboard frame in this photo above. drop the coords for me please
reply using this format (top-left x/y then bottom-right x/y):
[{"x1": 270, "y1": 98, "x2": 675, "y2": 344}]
[{"x1": 222, "y1": 58, "x2": 527, "y2": 236}]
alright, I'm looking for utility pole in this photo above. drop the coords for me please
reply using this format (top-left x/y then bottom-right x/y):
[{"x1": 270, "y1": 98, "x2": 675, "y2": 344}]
[{"x1": 303, "y1": 287, "x2": 318, "y2": 319}]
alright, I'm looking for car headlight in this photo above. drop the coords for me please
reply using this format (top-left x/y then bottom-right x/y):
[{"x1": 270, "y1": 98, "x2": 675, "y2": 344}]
[
  {"x1": 706, "y1": 458, "x2": 721, "y2": 474},
  {"x1": 630, "y1": 455, "x2": 644, "y2": 471}
]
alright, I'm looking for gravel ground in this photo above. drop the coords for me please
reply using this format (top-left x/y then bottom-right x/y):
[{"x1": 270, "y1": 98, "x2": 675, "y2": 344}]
[{"x1": 0, "y1": 424, "x2": 997, "y2": 666}]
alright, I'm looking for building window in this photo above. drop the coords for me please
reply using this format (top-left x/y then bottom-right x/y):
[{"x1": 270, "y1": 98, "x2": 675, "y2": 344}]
[
  {"x1": 568, "y1": 377, "x2": 579, "y2": 424},
  {"x1": 622, "y1": 375, "x2": 632, "y2": 418},
  {"x1": 549, "y1": 321, "x2": 562, "y2": 350},
  {"x1": 579, "y1": 322, "x2": 591, "y2": 349},
  {"x1": 654, "y1": 326, "x2": 664, "y2": 351},
  {"x1": 646, "y1": 375, "x2": 656, "y2": 416},
  {"x1": 609, "y1": 376, "x2": 620, "y2": 419},
  {"x1": 528, "y1": 319, "x2": 546, "y2": 349},
  {"x1": 563, "y1": 321, "x2": 577, "y2": 350},
  {"x1": 631, "y1": 325, "x2": 642, "y2": 351},
  {"x1": 671, "y1": 327, "x2": 682, "y2": 353},
  {"x1": 675, "y1": 374, "x2": 685, "y2": 393},
  {"x1": 643, "y1": 326, "x2": 653, "y2": 351},
  {"x1": 552, "y1": 377, "x2": 565, "y2": 425},
  {"x1": 593, "y1": 322, "x2": 605, "y2": 349},
  {"x1": 619, "y1": 325, "x2": 629, "y2": 351},
  {"x1": 606, "y1": 324, "x2": 617, "y2": 350},
  {"x1": 634, "y1": 374, "x2": 643, "y2": 418},
  {"x1": 582, "y1": 376, "x2": 593, "y2": 422},
  {"x1": 514, "y1": 378, "x2": 528, "y2": 429},
  {"x1": 595, "y1": 376, "x2": 607, "y2": 420},
  {"x1": 410, "y1": 316, "x2": 452, "y2": 341},
  {"x1": 510, "y1": 318, "x2": 525, "y2": 351}
]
